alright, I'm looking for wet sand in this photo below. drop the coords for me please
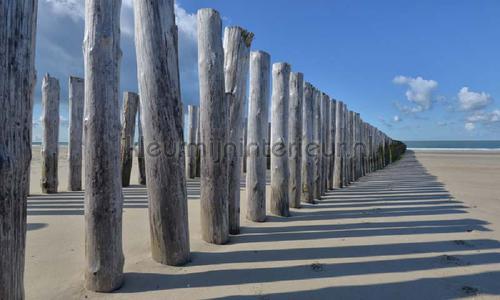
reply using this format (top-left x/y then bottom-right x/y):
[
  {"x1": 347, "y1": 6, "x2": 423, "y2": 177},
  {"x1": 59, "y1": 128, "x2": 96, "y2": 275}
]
[{"x1": 25, "y1": 147, "x2": 500, "y2": 299}]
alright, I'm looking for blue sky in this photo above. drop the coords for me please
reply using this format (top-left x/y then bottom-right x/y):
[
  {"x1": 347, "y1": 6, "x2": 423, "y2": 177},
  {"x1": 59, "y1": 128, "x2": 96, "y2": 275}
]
[{"x1": 33, "y1": 0, "x2": 500, "y2": 142}]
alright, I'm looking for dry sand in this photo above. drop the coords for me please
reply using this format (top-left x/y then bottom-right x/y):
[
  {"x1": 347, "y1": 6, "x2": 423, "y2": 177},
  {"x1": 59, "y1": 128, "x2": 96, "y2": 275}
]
[{"x1": 25, "y1": 147, "x2": 500, "y2": 299}]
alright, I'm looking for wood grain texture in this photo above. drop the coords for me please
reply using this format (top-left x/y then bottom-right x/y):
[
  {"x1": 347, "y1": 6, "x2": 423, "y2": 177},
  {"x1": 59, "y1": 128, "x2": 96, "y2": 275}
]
[
  {"x1": 301, "y1": 82, "x2": 315, "y2": 203},
  {"x1": 333, "y1": 100, "x2": 344, "y2": 188},
  {"x1": 327, "y1": 99, "x2": 336, "y2": 190},
  {"x1": 133, "y1": 0, "x2": 190, "y2": 265},
  {"x1": 83, "y1": 0, "x2": 124, "y2": 291},
  {"x1": 186, "y1": 105, "x2": 199, "y2": 179},
  {"x1": 270, "y1": 62, "x2": 291, "y2": 217},
  {"x1": 312, "y1": 88, "x2": 322, "y2": 200},
  {"x1": 224, "y1": 26, "x2": 253, "y2": 234},
  {"x1": 41, "y1": 74, "x2": 60, "y2": 194},
  {"x1": 120, "y1": 92, "x2": 139, "y2": 187},
  {"x1": 246, "y1": 51, "x2": 270, "y2": 222},
  {"x1": 68, "y1": 76, "x2": 84, "y2": 191},
  {"x1": 197, "y1": 8, "x2": 229, "y2": 244},
  {"x1": 288, "y1": 72, "x2": 303, "y2": 209},
  {"x1": 0, "y1": 1, "x2": 38, "y2": 298},
  {"x1": 137, "y1": 105, "x2": 146, "y2": 185}
]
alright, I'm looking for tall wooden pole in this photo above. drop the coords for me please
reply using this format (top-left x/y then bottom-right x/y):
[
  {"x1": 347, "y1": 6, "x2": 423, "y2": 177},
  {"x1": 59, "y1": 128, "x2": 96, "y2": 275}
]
[
  {"x1": 83, "y1": 0, "x2": 124, "y2": 291},
  {"x1": 120, "y1": 92, "x2": 139, "y2": 187},
  {"x1": 342, "y1": 104, "x2": 349, "y2": 187},
  {"x1": 246, "y1": 51, "x2": 271, "y2": 222},
  {"x1": 333, "y1": 100, "x2": 343, "y2": 188},
  {"x1": 137, "y1": 105, "x2": 146, "y2": 185},
  {"x1": 270, "y1": 62, "x2": 291, "y2": 217},
  {"x1": 68, "y1": 76, "x2": 84, "y2": 191},
  {"x1": 312, "y1": 88, "x2": 322, "y2": 199},
  {"x1": 134, "y1": 0, "x2": 190, "y2": 265},
  {"x1": 288, "y1": 72, "x2": 304, "y2": 209},
  {"x1": 301, "y1": 82, "x2": 315, "y2": 203},
  {"x1": 321, "y1": 93, "x2": 330, "y2": 193},
  {"x1": 241, "y1": 120, "x2": 247, "y2": 174},
  {"x1": 195, "y1": 108, "x2": 201, "y2": 178},
  {"x1": 41, "y1": 74, "x2": 60, "y2": 194},
  {"x1": 327, "y1": 99, "x2": 336, "y2": 190},
  {"x1": 0, "y1": 1, "x2": 38, "y2": 297},
  {"x1": 186, "y1": 105, "x2": 199, "y2": 179},
  {"x1": 224, "y1": 26, "x2": 253, "y2": 234},
  {"x1": 197, "y1": 8, "x2": 229, "y2": 244}
]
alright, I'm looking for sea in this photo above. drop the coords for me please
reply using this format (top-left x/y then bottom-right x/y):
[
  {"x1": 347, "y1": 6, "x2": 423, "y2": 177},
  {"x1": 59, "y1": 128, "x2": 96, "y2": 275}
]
[{"x1": 404, "y1": 140, "x2": 500, "y2": 151}]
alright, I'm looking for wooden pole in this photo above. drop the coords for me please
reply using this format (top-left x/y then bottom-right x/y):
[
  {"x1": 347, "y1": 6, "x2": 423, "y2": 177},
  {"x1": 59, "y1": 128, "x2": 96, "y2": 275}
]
[
  {"x1": 327, "y1": 99, "x2": 336, "y2": 190},
  {"x1": 137, "y1": 105, "x2": 146, "y2": 185},
  {"x1": 342, "y1": 104, "x2": 349, "y2": 187},
  {"x1": 242, "y1": 120, "x2": 247, "y2": 174},
  {"x1": 333, "y1": 101, "x2": 343, "y2": 188},
  {"x1": 134, "y1": 0, "x2": 190, "y2": 265},
  {"x1": 288, "y1": 72, "x2": 304, "y2": 209},
  {"x1": 195, "y1": 108, "x2": 201, "y2": 178},
  {"x1": 83, "y1": 0, "x2": 124, "y2": 291},
  {"x1": 41, "y1": 74, "x2": 60, "y2": 194},
  {"x1": 267, "y1": 122, "x2": 271, "y2": 170},
  {"x1": 186, "y1": 105, "x2": 199, "y2": 179},
  {"x1": 321, "y1": 93, "x2": 330, "y2": 193},
  {"x1": 224, "y1": 26, "x2": 253, "y2": 234},
  {"x1": 68, "y1": 76, "x2": 84, "y2": 191},
  {"x1": 197, "y1": 8, "x2": 229, "y2": 244},
  {"x1": 246, "y1": 51, "x2": 271, "y2": 222},
  {"x1": 349, "y1": 110, "x2": 355, "y2": 182},
  {"x1": 120, "y1": 92, "x2": 139, "y2": 187},
  {"x1": 312, "y1": 88, "x2": 322, "y2": 199},
  {"x1": 270, "y1": 62, "x2": 291, "y2": 217},
  {"x1": 301, "y1": 82, "x2": 315, "y2": 203},
  {"x1": 0, "y1": 1, "x2": 38, "y2": 297}
]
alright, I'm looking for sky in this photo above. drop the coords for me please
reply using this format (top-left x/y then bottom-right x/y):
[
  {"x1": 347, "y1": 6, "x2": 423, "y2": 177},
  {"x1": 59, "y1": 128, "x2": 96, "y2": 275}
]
[{"x1": 33, "y1": 0, "x2": 500, "y2": 142}]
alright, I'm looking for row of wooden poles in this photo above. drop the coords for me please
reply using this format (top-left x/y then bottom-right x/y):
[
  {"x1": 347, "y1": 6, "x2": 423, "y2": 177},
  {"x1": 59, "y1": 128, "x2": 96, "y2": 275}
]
[{"x1": 0, "y1": 1, "x2": 405, "y2": 298}]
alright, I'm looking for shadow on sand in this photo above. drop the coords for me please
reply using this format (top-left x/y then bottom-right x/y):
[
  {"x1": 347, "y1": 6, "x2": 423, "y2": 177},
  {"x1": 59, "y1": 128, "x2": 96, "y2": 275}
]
[{"x1": 28, "y1": 151, "x2": 500, "y2": 299}]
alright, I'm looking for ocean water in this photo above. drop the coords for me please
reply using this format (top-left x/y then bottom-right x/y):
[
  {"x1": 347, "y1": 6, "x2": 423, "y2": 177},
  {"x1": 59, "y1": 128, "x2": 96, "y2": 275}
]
[{"x1": 404, "y1": 140, "x2": 500, "y2": 151}]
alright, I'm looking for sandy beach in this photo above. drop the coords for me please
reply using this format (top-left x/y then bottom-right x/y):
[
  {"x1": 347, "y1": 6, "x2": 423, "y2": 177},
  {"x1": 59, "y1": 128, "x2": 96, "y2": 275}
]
[{"x1": 25, "y1": 147, "x2": 500, "y2": 299}]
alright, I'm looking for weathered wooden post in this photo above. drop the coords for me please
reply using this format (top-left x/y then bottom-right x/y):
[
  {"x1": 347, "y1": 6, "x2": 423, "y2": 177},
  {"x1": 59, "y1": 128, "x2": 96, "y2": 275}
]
[
  {"x1": 246, "y1": 51, "x2": 271, "y2": 222},
  {"x1": 270, "y1": 62, "x2": 291, "y2": 217},
  {"x1": 349, "y1": 110, "x2": 354, "y2": 183},
  {"x1": 41, "y1": 74, "x2": 60, "y2": 194},
  {"x1": 83, "y1": 0, "x2": 124, "y2": 291},
  {"x1": 0, "y1": 1, "x2": 38, "y2": 297},
  {"x1": 224, "y1": 26, "x2": 253, "y2": 234},
  {"x1": 197, "y1": 8, "x2": 229, "y2": 244},
  {"x1": 321, "y1": 93, "x2": 330, "y2": 193},
  {"x1": 195, "y1": 108, "x2": 201, "y2": 178},
  {"x1": 186, "y1": 105, "x2": 199, "y2": 179},
  {"x1": 312, "y1": 88, "x2": 322, "y2": 199},
  {"x1": 120, "y1": 92, "x2": 139, "y2": 187},
  {"x1": 342, "y1": 104, "x2": 349, "y2": 187},
  {"x1": 327, "y1": 99, "x2": 336, "y2": 190},
  {"x1": 288, "y1": 72, "x2": 304, "y2": 209},
  {"x1": 137, "y1": 105, "x2": 146, "y2": 185},
  {"x1": 134, "y1": 0, "x2": 190, "y2": 264},
  {"x1": 267, "y1": 122, "x2": 271, "y2": 170},
  {"x1": 241, "y1": 120, "x2": 247, "y2": 174},
  {"x1": 301, "y1": 82, "x2": 315, "y2": 203},
  {"x1": 333, "y1": 101, "x2": 343, "y2": 188},
  {"x1": 68, "y1": 76, "x2": 84, "y2": 191}
]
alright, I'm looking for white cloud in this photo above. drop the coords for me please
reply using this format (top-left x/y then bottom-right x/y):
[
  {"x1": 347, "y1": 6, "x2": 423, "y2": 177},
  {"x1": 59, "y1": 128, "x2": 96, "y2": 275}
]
[
  {"x1": 458, "y1": 87, "x2": 492, "y2": 111},
  {"x1": 43, "y1": 0, "x2": 84, "y2": 21},
  {"x1": 465, "y1": 122, "x2": 475, "y2": 131},
  {"x1": 466, "y1": 109, "x2": 500, "y2": 124},
  {"x1": 393, "y1": 75, "x2": 438, "y2": 114},
  {"x1": 393, "y1": 115, "x2": 402, "y2": 123}
]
